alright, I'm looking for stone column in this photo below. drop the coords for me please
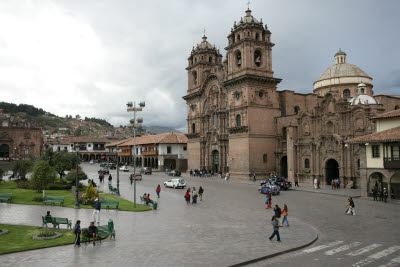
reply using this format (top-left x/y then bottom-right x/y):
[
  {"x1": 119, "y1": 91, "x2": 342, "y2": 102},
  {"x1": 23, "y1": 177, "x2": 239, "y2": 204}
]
[
  {"x1": 286, "y1": 126, "x2": 296, "y2": 183},
  {"x1": 359, "y1": 145, "x2": 368, "y2": 197}
]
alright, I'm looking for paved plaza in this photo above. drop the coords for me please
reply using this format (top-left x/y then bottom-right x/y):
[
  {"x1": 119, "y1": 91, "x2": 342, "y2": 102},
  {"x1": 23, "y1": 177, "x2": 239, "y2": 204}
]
[{"x1": 0, "y1": 164, "x2": 399, "y2": 266}]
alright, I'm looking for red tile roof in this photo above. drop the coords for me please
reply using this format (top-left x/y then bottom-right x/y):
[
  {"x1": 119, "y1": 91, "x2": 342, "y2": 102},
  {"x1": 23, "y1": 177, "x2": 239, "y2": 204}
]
[
  {"x1": 105, "y1": 139, "x2": 129, "y2": 147},
  {"x1": 371, "y1": 109, "x2": 400, "y2": 120},
  {"x1": 110, "y1": 132, "x2": 187, "y2": 147},
  {"x1": 346, "y1": 126, "x2": 400, "y2": 143}
]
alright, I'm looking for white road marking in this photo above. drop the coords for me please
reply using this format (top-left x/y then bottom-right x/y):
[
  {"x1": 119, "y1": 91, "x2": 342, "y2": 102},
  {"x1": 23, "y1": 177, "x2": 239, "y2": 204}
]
[
  {"x1": 347, "y1": 244, "x2": 383, "y2": 256},
  {"x1": 352, "y1": 246, "x2": 400, "y2": 267},
  {"x1": 378, "y1": 256, "x2": 400, "y2": 267},
  {"x1": 294, "y1": 241, "x2": 343, "y2": 256},
  {"x1": 324, "y1": 242, "x2": 362, "y2": 255}
]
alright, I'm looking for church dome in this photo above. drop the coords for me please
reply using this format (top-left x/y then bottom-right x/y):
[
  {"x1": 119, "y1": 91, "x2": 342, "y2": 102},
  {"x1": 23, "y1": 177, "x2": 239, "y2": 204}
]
[
  {"x1": 316, "y1": 63, "x2": 371, "y2": 82},
  {"x1": 194, "y1": 36, "x2": 216, "y2": 51}
]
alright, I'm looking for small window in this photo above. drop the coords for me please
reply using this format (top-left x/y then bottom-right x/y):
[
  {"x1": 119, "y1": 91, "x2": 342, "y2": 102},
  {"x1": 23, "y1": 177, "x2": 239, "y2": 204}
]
[
  {"x1": 395, "y1": 105, "x2": 399, "y2": 110},
  {"x1": 237, "y1": 34, "x2": 240, "y2": 41},
  {"x1": 259, "y1": 91, "x2": 264, "y2": 98},
  {"x1": 256, "y1": 33, "x2": 259, "y2": 40},
  {"x1": 88, "y1": 144, "x2": 91, "y2": 147},
  {"x1": 305, "y1": 158, "x2": 310, "y2": 168},
  {"x1": 372, "y1": 145, "x2": 380, "y2": 158},
  {"x1": 236, "y1": 51, "x2": 242, "y2": 66},
  {"x1": 343, "y1": 89, "x2": 350, "y2": 98},
  {"x1": 235, "y1": 92, "x2": 240, "y2": 100},
  {"x1": 183, "y1": 146, "x2": 187, "y2": 151},
  {"x1": 392, "y1": 145, "x2": 400, "y2": 160},
  {"x1": 24, "y1": 133, "x2": 30, "y2": 139},
  {"x1": 167, "y1": 146, "x2": 171, "y2": 154},
  {"x1": 263, "y1": 154, "x2": 267, "y2": 163},
  {"x1": 192, "y1": 123, "x2": 196, "y2": 133},
  {"x1": 294, "y1": 106, "x2": 300, "y2": 115},
  {"x1": 282, "y1": 127, "x2": 287, "y2": 140},
  {"x1": 193, "y1": 71, "x2": 197, "y2": 85},
  {"x1": 236, "y1": 114, "x2": 241, "y2": 127},
  {"x1": 209, "y1": 57, "x2": 212, "y2": 63},
  {"x1": 361, "y1": 88, "x2": 365, "y2": 94},
  {"x1": 357, "y1": 159, "x2": 360, "y2": 169},
  {"x1": 254, "y1": 50, "x2": 262, "y2": 67}
]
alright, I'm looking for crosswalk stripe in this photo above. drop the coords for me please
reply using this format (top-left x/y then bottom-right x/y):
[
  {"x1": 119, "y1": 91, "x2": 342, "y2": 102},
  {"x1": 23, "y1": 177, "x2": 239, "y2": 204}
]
[
  {"x1": 324, "y1": 242, "x2": 362, "y2": 255},
  {"x1": 347, "y1": 244, "x2": 382, "y2": 256},
  {"x1": 352, "y1": 246, "x2": 400, "y2": 267},
  {"x1": 294, "y1": 241, "x2": 343, "y2": 256},
  {"x1": 378, "y1": 256, "x2": 400, "y2": 267}
]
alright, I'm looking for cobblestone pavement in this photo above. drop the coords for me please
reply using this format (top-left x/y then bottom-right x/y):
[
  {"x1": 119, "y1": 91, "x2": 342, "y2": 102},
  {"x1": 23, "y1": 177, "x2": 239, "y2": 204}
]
[{"x1": 0, "y1": 165, "x2": 317, "y2": 267}]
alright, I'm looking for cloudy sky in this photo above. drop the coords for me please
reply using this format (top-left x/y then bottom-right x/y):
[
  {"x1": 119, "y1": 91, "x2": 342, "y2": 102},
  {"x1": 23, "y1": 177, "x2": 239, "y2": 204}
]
[{"x1": 0, "y1": 0, "x2": 399, "y2": 131}]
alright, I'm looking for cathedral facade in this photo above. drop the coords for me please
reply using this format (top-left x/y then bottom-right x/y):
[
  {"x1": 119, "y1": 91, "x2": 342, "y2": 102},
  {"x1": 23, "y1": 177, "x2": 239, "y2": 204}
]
[{"x1": 183, "y1": 8, "x2": 400, "y2": 185}]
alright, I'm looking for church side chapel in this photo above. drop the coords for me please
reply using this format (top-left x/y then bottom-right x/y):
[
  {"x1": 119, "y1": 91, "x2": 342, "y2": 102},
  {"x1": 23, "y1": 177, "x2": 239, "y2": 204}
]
[{"x1": 183, "y1": 8, "x2": 400, "y2": 187}]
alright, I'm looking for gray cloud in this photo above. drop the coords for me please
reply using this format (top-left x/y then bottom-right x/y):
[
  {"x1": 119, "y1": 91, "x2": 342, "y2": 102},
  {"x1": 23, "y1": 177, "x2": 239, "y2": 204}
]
[{"x1": 0, "y1": 0, "x2": 399, "y2": 132}]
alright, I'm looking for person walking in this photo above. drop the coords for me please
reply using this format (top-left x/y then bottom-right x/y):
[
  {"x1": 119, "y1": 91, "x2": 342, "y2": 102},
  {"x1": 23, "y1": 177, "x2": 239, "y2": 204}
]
[
  {"x1": 192, "y1": 187, "x2": 198, "y2": 204},
  {"x1": 282, "y1": 204, "x2": 290, "y2": 227},
  {"x1": 185, "y1": 189, "x2": 191, "y2": 204},
  {"x1": 269, "y1": 216, "x2": 281, "y2": 242},
  {"x1": 317, "y1": 179, "x2": 320, "y2": 189},
  {"x1": 265, "y1": 194, "x2": 270, "y2": 209},
  {"x1": 253, "y1": 174, "x2": 256, "y2": 182},
  {"x1": 108, "y1": 174, "x2": 112, "y2": 182},
  {"x1": 91, "y1": 198, "x2": 101, "y2": 225},
  {"x1": 73, "y1": 220, "x2": 81, "y2": 247},
  {"x1": 198, "y1": 186, "x2": 204, "y2": 201},
  {"x1": 156, "y1": 184, "x2": 161, "y2": 198},
  {"x1": 266, "y1": 193, "x2": 272, "y2": 209},
  {"x1": 383, "y1": 188, "x2": 388, "y2": 203},
  {"x1": 218, "y1": 171, "x2": 222, "y2": 179},
  {"x1": 314, "y1": 178, "x2": 318, "y2": 189},
  {"x1": 130, "y1": 174, "x2": 133, "y2": 185},
  {"x1": 372, "y1": 185, "x2": 378, "y2": 201},
  {"x1": 294, "y1": 179, "x2": 299, "y2": 187},
  {"x1": 274, "y1": 204, "x2": 282, "y2": 225}
]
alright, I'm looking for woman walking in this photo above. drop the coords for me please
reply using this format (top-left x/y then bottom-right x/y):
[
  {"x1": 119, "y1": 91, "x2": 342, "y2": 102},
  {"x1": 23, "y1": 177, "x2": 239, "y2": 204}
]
[
  {"x1": 156, "y1": 184, "x2": 161, "y2": 198},
  {"x1": 266, "y1": 193, "x2": 272, "y2": 209},
  {"x1": 282, "y1": 204, "x2": 290, "y2": 227},
  {"x1": 198, "y1": 186, "x2": 204, "y2": 201},
  {"x1": 192, "y1": 187, "x2": 198, "y2": 204},
  {"x1": 269, "y1": 216, "x2": 281, "y2": 242},
  {"x1": 185, "y1": 189, "x2": 191, "y2": 204}
]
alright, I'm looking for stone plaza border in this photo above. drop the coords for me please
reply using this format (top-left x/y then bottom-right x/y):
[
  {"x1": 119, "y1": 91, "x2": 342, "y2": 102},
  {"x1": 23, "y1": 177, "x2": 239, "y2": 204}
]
[{"x1": 229, "y1": 234, "x2": 318, "y2": 267}]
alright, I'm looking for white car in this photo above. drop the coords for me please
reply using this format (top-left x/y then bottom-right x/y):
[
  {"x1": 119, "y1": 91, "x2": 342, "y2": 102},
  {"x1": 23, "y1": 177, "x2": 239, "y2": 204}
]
[
  {"x1": 164, "y1": 179, "x2": 186, "y2": 189},
  {"x1": 89, "y1": 160, "x2": 95, "y2": 164},
  {"x1": 120, "y1": 166, "x2": 129, "y2": 172}
]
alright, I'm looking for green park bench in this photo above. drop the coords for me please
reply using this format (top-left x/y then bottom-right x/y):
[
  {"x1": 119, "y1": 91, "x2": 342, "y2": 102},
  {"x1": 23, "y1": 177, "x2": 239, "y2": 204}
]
[
  {"x1": 0, "y1": 193, "x2": 12, "y2": 203},
  {"x1": 82, "y1": 219, "x2": 116, "y2": 244},
  {"x1": 100, "y1": 199, "x2": 119, "y2": 209},
  {"x1": 42, "y1": 216, "x2": 54, "y2": 228},
  {"x1": 108, "y1": 185, "x2": 118, "y2": 195},
  {"x1": 42, "y1": 196, "x2": 64, "y2": 206},
  {"x1": 140, "y1": 196, "x2": 153, "y2": 205},
  {"x1": 52, "y1": 217, "x2": 72, "y2": 229}
]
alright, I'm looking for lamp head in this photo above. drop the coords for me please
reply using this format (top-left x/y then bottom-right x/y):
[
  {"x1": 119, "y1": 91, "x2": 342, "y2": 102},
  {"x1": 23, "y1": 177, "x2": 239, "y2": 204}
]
[
  {"x1": 126, "y1": 102, "x2": 133, "y2": 108},
  {"x1": 139, "y1": 101, "x2": 145, "y2": 108},
  {"x1": 137, "y1": 117, "x2": 143, "y2": 123}
]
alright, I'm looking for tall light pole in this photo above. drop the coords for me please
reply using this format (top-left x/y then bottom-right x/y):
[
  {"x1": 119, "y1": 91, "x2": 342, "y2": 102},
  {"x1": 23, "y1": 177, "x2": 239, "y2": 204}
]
[
  {"x1": 74, "y1": 144, "x2": 80, "y2": 209},
  {"x1": 127, "y1": 101, "x2": 145, "y2": 208},
  {"x1": 116, "y1": 148, "x2": 121, "y2": 196}
]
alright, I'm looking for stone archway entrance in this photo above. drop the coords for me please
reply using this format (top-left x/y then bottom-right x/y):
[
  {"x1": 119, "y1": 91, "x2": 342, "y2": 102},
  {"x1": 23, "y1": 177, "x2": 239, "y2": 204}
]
[
  {"x1": 325, "y1": 159, "x2": 339, "y2": 185},
  {"x1": 212, "y1": 150, "x2": 219, "y2": 173},
  {"x1": 280, "y1": 156, "x2": 288, "y2": 178},
  {"x1": 0, "y1": 144, "x2": 9, "y2": 157},
  {"x1": 390, "y1": 173, "x2": 400, "y2": 199}
]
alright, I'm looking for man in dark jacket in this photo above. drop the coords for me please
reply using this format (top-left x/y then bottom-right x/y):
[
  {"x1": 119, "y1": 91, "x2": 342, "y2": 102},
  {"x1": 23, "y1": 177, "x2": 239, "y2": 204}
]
[
  {"x1": 73, "y1": 220, "x2": 81, "y2": 247},
  {"x1": 274, "y1": 205, "x2": 282, "y2": 218}
]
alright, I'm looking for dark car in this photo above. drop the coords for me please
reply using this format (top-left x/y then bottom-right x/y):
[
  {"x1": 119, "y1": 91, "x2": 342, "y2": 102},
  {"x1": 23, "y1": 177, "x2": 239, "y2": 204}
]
[
  {"x1": 168, "y1": 170, "x2": 181, "y2": 177},
  {"x1": 100, "y1": 162, "x2": 107, "y2": 167},
  {"x1": 108, "y1": 163, "x2": 116, "y2": 169},
  {"x1": 264, "y1": 177, "x2": 292, "y2": 191},
  {"x1": 141, "y1": 167, "x2": 152, "y2": 175},
  {"x1": 98, "y1": 168, "x2": 110, "y2": 175}
]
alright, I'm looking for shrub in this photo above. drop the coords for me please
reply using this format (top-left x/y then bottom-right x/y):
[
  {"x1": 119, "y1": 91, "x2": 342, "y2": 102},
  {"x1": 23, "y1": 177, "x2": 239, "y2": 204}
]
[
  {"x1": 37, "y1": 231, "x2": 57, "y2": 237},
  {"x1": 17, "y1": 180, "x2": 31, "y2": 189},
  {"x1": 85, "y1": 183, "x2": 97, "y2": 199},
  {"x1": 48, "y1": 183, "x2": 72, "y2": 190},
  {"x1": 33, "y1": 195, "x2": 44, "y2": 202}
]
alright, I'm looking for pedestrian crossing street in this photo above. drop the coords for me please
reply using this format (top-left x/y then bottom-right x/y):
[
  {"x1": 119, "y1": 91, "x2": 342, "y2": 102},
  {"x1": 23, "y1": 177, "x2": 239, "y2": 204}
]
[{"x1": 293, "y1": 240, "x2": 400, "y2": 267}]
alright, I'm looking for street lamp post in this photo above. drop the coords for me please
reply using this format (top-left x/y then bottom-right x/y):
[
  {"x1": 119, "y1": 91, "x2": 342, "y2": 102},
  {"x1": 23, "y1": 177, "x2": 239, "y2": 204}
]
[
  {"x1": 74, "y1": 145, "x2": 80, "y2": 209},
  {"x1": 116, "y1": 148, "x2": 121, "y2": 196},
  {"x1": 127, "y1": 101, "x2": 145, "y2": 208}
]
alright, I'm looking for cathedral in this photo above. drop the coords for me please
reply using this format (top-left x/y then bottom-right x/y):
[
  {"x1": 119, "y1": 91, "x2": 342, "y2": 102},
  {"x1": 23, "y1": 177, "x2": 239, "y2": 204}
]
[{"x1": 183, "y1": 8, "x2": 400, "y2": 185}]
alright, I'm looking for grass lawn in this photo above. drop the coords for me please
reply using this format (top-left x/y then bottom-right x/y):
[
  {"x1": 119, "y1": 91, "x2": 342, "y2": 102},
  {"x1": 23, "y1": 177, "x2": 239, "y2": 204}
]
[
  {"x1": 0, "y1": 224, "x2": 75, "y2": 254},
  {"x1": 0, "y1": 181, "x2": 151, "y2": 212}
]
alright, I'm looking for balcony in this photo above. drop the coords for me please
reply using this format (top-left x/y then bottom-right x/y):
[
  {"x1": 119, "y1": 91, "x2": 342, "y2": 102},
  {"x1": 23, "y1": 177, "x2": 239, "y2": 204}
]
[
  {"x1": 142, "y1": 151, "x2": 159, "y2": 156},
  {"x1": 93, "y1": 147, "x2": 105, "y2": 151},
  {"x1": 384, "y1": 158, "x2": 400, "y2": 169}
]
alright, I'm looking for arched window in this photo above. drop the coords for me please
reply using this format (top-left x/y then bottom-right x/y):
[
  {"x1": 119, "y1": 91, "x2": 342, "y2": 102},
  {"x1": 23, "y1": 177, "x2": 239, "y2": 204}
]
[
  {"x1": 254, "y1": 50, "x2": 262, "y2": 67},
  {"x1": 237, "y1": 34, "x2": 240, "y2": 41},
  {"x1": 282, "y1": 127, "x2": 287, "y2": 140},
  {"x1": 192, "y1": 71, "x2": 197, "y2": 85},
  {"x1": 195, "y1": 58, "x2": 197, "y2": 63},
  {"x1": 256, "y1": 33, "x2": 259, "y2": 40},
  {"x1": 236, "y1": 114, "x2": 241, "y2": 127},
  {"x1": 343, "y1": 89, "x2": 350, "y2": 98},
  {"x1": 357, "y1": 159, "x2": 360, "y2": 169},
  {"x1": 305, "y1": 158, "x2": 310, "y2": 168},
  {"x1": 236, "y1": 51, "x2": 242, "y2": 66},
  {"x1": 213, "y1": 113, "x2": 217, "y2": 127},
  {"x1": 192, "y1": 123, "x2": 196, "y2": 133},
  {"x1": 395, "y1": 105, "x2": 399, "y2": 110},
  {"x1": 361, "y1": 88, "x2": 365, "y2": 94},
  {"x1": 294, "y1": 106, "x2": 300, "y2": 115},
  {"x1": 209, "y1": 57, "x2": 212, "y2": 63}
]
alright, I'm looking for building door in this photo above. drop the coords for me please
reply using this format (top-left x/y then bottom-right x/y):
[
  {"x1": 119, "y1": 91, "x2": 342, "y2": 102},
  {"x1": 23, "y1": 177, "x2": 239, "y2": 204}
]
[
  {"x1": 390, "y1": 173, "x2": 400, "y2": 199},
  {"x1": 325, "y1": 159, "x2": 339, "y2": 185},
  {"x1": 280, "y1": 156, "x2": 288, "y2": 178},
  {"x1": 0, "y1": 144, "x2": 9, "y2": 157},
  {"x1": 212, "y1": 150, "x2": 219, "y2": 173}
]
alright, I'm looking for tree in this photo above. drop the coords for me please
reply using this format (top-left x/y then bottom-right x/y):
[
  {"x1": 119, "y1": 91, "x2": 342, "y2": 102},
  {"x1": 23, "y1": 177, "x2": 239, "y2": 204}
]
[
  {"x1": 65, "y1": 167, "x2": 88, "y2": 183},
  {"x1": 0, "y1": 168, "x2": 4, "y2": 182},
  {"x1": 31, "y1": 161, "x2": 57, "y2": 192},
  {"x1": 52, "y1": 150, "x2": 78, "y2": 179},
  {"x1": 12, "y1": 159, "x2": 34, "y2": 180},
  {"x1": 40, "y1": 148, "x2": 55, "y2": 166}
]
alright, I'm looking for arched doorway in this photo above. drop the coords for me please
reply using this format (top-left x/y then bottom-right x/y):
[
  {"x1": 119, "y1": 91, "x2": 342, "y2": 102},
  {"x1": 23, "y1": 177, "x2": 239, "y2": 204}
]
[
  {"x1": 325, "y1": 159, "x2": 339, "y2": 185},
  {"x1": 280, "y1": 156, "x2": 288, "y2": 178},
  {"x1": 165, "y1": 159, "x2": 176, "y2": 170},
  {"x1": 390, "y1": 173, "x2": 400, "y2": 199},
  {"x1": 0, "y1": 144, "x2": 9, "y2": 157},
  {"x1": 369, "y1": 172, "x2": 385, "y2": 194},
  {"x1": 212, "y1": 150, "x2": 219, "y2": 173}
]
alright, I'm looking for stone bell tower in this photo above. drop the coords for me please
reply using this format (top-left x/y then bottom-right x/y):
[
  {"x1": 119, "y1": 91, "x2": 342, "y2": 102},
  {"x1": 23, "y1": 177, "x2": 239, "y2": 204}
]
[{"x1": 224, "y1": 8, "x2": 282, "y2": 178}]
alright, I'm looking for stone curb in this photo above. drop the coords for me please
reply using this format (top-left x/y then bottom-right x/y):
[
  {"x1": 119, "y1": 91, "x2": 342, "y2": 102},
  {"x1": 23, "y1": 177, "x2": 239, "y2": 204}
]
[{"x1": 228, "y1": 233, "x2": 319, "y2": 267}]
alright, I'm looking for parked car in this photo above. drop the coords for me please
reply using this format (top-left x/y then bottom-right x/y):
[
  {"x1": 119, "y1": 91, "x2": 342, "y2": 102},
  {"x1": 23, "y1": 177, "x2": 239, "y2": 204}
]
[
  {"x1": 89, "y1": 160, "x2": 95, "y2": 164},
  {"x1": 167, "y1": 170, "x2": 181, "y2": 177},
  {"x1": 258, "y1": 183, "x2": 280, "y2": 195},
  {"x1": 261, "y1": 177, "x2": 292, "y2": 191},
  {"x1": 141, "y1": 167, "x2": 152, "y2": 175},
  {"x1": 98, "y1": 168, "x2": 110, "y2": 175},
  {"x1": 100, "y1": 162, "x2": 107, "y2": 167},
  {"x1": 120, "y1": 166, "x2": 129, "y2": 172},
  {"x1": 130, "y1": 173, "x2": 142, "y2": 181},
  {"x1": 108, "y1": 163, "x2": 116, "y2": 169},
  {"x1": 164, "y1": 178, "x2": 186, "y2": 189}
]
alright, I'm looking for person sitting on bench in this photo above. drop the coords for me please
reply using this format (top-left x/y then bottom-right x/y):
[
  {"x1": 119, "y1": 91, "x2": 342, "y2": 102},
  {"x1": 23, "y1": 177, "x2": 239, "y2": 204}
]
[
  {"x1": 45, "y1": 211, "x2": 52, "y2": 218},
  {"x1": 146, "y1": 194, "x2": 153, "y2": 203},
  {"x1": 88, "y1": 221, "x2": 97, "y2": 245}
]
